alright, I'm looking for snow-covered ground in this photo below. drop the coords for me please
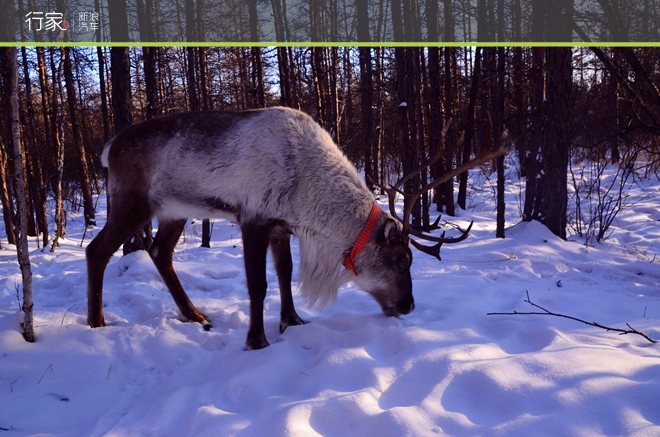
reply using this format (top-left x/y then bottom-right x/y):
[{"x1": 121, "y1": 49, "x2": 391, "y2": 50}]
[{"x1": 1, "y1": 165, "x2": 659, "y2": 436}]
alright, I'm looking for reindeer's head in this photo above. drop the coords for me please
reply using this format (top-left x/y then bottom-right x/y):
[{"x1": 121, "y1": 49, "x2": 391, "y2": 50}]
[
  {"x1": 349, "y1": 216, "x2": 415, "y2": 317},
  {"x1": 352, "y1": 118, "x2": 507, "y2": 317}
]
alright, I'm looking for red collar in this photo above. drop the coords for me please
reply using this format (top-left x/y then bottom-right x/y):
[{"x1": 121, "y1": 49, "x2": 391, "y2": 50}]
[{"x1": 343, "y1": 204, "x2": 382, "y2": 276}]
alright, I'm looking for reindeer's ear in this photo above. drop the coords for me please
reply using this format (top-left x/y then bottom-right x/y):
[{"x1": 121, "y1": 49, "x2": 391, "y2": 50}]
[{"x1": 380, "y1": 218, "x2": 403, "y2": 245}]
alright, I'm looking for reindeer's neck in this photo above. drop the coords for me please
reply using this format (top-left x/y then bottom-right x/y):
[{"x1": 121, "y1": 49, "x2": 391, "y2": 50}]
[
  {"x1": 264, "y1": 109, "x2": 376, "y2": 256},
  {"x1": 293, "y1": 164, "x2": 374, "y2": 255}
]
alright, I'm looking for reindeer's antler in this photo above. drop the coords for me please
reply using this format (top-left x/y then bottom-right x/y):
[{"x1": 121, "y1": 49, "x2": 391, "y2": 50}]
[{"x1": 373, "y1": 119, "x2": 508, "y2": 260}]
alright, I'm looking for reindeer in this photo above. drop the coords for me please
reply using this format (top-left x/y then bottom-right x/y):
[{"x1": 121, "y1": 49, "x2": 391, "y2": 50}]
[{"x1": 86, "y1": 107, "x2": 505, "y2": 349}]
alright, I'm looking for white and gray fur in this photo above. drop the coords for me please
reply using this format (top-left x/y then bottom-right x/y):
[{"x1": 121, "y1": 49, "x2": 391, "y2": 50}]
[{"x1": 87, "y1": 107, "x2": 414, "y2": 349}]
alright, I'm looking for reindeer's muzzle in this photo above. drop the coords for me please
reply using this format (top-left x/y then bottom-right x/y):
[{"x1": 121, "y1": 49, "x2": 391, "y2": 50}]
[{"x1": 383, "y1": 297, "x2": 415, "y2": 317}]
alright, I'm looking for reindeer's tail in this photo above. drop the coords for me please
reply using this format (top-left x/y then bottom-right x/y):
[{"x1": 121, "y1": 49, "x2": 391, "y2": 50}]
[{"x1": 100, "y1": 137, "x2": 115, "y2": 168}]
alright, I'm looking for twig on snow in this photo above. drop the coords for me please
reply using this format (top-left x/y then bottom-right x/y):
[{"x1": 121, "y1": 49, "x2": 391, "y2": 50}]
[
  {"x1": 487, "y1": 291, "x2": 656, "y2": 343},
  {"x1": 60, "y1": 303, "x2": 84, "y2": 326},
  {"x1": 37, "y1": 364, "x2": 53, "y2": 384}
]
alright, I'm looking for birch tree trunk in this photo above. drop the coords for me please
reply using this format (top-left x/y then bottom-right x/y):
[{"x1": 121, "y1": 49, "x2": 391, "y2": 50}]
[{"x1": 6, "y1": 46, "x2": 35, "y2": 342}]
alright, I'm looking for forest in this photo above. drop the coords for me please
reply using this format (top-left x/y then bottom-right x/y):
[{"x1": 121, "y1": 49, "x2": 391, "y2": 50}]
[
  {"x1": 1, "y1": 0, "x2": 659, "y2": 257},
  {"x1": 1, "y1": 43, "x2": 660, "y2": 252}
]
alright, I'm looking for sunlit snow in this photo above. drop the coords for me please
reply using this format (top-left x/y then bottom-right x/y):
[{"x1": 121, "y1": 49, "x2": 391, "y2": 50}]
[{"x1": 1, "y1": 164, "x2": 659, "y2": 436}]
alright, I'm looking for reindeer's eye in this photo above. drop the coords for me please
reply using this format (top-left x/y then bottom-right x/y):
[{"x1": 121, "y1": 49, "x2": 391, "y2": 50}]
[{"x1": 397, "y1": 252, "x2": 411, "y2": 271}]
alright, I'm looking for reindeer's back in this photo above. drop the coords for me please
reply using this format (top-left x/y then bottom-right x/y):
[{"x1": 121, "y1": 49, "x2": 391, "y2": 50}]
[{"x1": 102, "y1": 107, "x2": 370, "y2": 226}]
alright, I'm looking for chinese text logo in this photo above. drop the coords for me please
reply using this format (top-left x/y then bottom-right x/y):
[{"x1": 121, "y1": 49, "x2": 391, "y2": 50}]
[{"x1": 25, "y1": 12, "x2": 68, "y2": 32}]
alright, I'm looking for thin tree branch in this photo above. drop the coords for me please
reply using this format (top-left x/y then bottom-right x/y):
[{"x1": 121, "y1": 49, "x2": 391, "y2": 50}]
[{"x1": 487, "y1": 291, "x2": 656, "y2": 343}]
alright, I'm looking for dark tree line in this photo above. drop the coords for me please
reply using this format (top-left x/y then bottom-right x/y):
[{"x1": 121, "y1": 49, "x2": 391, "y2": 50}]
[
  {"x1": 2, "y1": 42, "x2": 659, "y2": 250},
  {"x1": 6, "y1": 0, "x2": 658, "y2": 43},
  {"x1": 1, "y1": 2, "x2": 660, "y2": 255}
]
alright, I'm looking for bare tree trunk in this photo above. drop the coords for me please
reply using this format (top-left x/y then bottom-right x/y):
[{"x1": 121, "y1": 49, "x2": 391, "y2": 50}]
[
  {"x1": 95, "y1": 0, "x2": 110, "y2": 142},
  {"x1": 250, "y1": 47, "x2": 265, "y2": 108},
  {"x1": 198, "y1": 47, "x2": 209, "y2": 110},
  {"x1": 0, "y1": 134, "x2": 16, "y2": 246},
  {"x1": 137, "y1": 0, "x2": 159, "y2": 119},
  {"x1": 196, "y1": 1, "x2": 208, "y2": 109},
  {"x1": 495, "y1": 2, "x2": 506, "y2": 238},
  {"x1": 132, "y1": 46, "x2": 156, "y2": 252},
  {"x1": 109, "y1": 0, "x2": 132, "y2": 131},
  {"x1": 50, "y1": 48, "x2": 66, "y2": 249},
  {"x1": 311, "y1": 47, "x2": 326, "y2": 126},
  {"x1": 97, "y1": 47, "x2": 111, "y2": 142},
  {"x1": 359, "y1": 46, "x2": 374, "y2": 190},
  {"x1": 511, "y1": 0, "x2": 525, "y2": 176},
  {"x1": 406, "y1": 47, "x2": 422, "y2": 226},
  {"x1": 442, "y1": 0, "x2": 458, "y2": 207},
  {"x1": 249, "y1": 0, "x2": 265, "y2": 108},
  {"x1": 201, "y1": 44, "x2": 215, "y2": 247},
  {"x1": 109, "y1": 1, "x2": 152, "y2": 254},
  {"x1": 143, "y1": 46, "x2": 158, "y2": 118},
  {"x1": 538, "y1": 47, "x2": 571, "y2": 239},
  {"x1": 110, "y1": 47, "x2": 132, "y2": 132},
  {"x1": 458, "y1": 47, "x2": 481, "y2": 209},
  {"x1": 5, "y1": 46, "x2": 35, "y2": 342},
  {"x1": 375, "y1": 47, "x2": 386, "y2": 189},
  {"x1": 185, "y1": 0, "x2": 199, "y2": 112},
  {"x1": 276, "y1": 48, "x2": 292, "y2": 106},
  {"x1": 328, "y1": 47, "x2": 340, "y2": 143},
  {"x1": 183, "y1": 1, "x2": 211, "y2": 248},
  {"x1": 271, "y1": 0, "x2": 294, "y2": 107},
  {"x1": 426, "y1": 2, "x2": 443, "y2": 214},
  {"x1": 523, "y1": 0, "x2": 572, "y2": 240},
  {"x1": 439, "y1": 46, "x2": 456, "y2": 216},
  {"x1": 20, "y1": 46, "x2": 49, "y2": 247},
  {"x1": 523, "y1": 46, "x2": 545, "y2": 228},
  {"x1": 392, "y1": 0, "x2": 419, "y2": 225},
  {"x1": 491, "y1": 0, "x2": 505, "y2": 238},
  {"x1": 111, "y1": 46, "x2": 150, "y2": 255},
  {"x1": 63, "y1": 46, "x2": 96, "y2": 228},
  {"x1": 357, "y1": 0, "x2": 373, "y2": 190},
  {"x1": 192, "y1": 2, "x2": 213, "y2": 248}
]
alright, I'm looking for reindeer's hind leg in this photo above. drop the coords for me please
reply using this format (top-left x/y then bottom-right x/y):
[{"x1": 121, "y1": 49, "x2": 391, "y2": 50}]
[
  {"x1": 270, "y1": 235, "x2": 305, "y2": 333},
  {"x1": 149, "y1": 218, "x2": 211, "y2": 330},
  {"x1": 86, "y1": 195, "x2": 152, "y2": 328}
]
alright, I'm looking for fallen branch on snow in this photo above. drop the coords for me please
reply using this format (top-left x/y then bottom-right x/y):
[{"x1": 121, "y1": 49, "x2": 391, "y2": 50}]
[{"x1": 487, "y1": 291, "x2": 656, "y2": 344}]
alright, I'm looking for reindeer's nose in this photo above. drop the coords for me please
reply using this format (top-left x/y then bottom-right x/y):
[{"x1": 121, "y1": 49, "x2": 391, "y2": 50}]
[
  {"x1": 398, "y1": 299, "x2": 415, "y2": 315},
  {"x1": 382, "y1": 298, "x2": 415, "y2": 317}
]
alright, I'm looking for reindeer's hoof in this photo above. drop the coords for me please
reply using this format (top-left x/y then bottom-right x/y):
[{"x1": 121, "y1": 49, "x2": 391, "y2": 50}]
[
  {"x1": 246, "y1": 333, "x2": 269, "y2": 350},
  {"x1": 183, "y1": 309, "x2": 211, "y2": 329},
  {"x1": 280, "y1": 313, "x2": 306, "y2": 333}
]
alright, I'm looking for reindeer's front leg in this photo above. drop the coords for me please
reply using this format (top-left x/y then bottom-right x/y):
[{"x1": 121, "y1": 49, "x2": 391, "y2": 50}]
[
  {"x1": 242, "y1": 222, "x2": 271, "y2": 350},
  {"x1": 270, "y1": 235, "x2": 305, "y2": 333}
]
